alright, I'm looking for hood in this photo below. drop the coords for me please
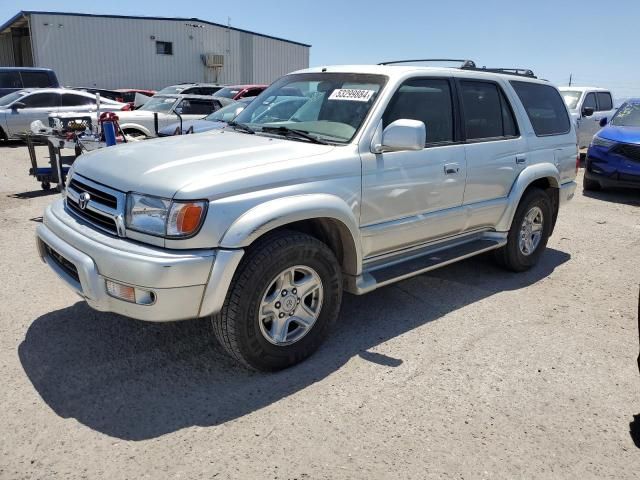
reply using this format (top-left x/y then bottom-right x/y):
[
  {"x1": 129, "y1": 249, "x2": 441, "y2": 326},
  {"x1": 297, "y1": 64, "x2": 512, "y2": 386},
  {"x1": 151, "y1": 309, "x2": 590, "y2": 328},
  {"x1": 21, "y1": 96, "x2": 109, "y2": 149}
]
[
  {"x1": 158, "y1": 119, "x2": 224, "y2": 136},
  {"x1": 73, "y1": 130, "x2": 335, "y2": 198},
  {"x1": 598, "y1": 125, "x2": 640, "y2": 144}
]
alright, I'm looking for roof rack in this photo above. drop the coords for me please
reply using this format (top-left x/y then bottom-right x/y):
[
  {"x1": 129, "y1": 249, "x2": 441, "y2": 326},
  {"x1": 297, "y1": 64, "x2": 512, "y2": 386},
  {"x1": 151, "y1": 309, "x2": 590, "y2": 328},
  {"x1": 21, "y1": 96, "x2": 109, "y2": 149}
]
[
  {"x1": 378, "y1": 58, "x2": 536, "y2": 78},
  {"x1": 378, "y1": 59, "x2": 477, "y2": 68}
]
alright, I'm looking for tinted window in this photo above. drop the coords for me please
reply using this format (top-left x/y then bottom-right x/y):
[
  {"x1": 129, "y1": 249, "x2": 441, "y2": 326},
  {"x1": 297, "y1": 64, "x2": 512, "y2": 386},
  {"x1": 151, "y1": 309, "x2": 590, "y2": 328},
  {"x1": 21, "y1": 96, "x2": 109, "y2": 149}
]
[
  {"x1": 156, "y1": 41, "x2": 173, "y2": 55},
  {"x1": 460, "y1": 81, "x2": 517, "y2": 140},
  {"x1": 383, "y1": 78, "x2": 453, "y2": 144},
  {"x1": 0, "y1": 71, "x2": 21, "y2": 88},
  {"x1": 596, "y1": 92, "x2": 613, "y2": 111},
  {"x1": 20, "y1": 71, "x2": 54, "y2": 88},
  {"x1": 178, "y1": 99, "x2": 217, "y2": 115},
  {"x1": 583, "y1": 92, "x2": 597, "y2": 110},
  {"x1": 510, "y1": 81, "x2": 571, "y2": 136},
  {"x1": 22, "y1": 93, "x2": 60, "y2": 108},
  {"x1": 62, "y1": 94, "x2": 95, "y2": 107}
]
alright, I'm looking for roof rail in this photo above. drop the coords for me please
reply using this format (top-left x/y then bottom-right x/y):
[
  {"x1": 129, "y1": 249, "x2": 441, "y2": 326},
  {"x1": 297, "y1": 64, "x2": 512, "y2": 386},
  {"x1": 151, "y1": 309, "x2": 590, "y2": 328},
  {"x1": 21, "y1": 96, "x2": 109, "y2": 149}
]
[
  {"x1": 378, "y1": 59, "x2": 477, "y2": 68},
  {"x1": 460, "y1": 65, "x2": 537, "y2": 78}
]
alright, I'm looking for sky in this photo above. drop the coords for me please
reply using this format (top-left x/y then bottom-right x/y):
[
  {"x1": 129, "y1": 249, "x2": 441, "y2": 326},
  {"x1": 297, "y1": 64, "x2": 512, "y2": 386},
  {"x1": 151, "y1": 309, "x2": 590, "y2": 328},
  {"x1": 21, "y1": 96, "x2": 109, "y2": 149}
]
[{"x1": 3, "y1": 0, "x2": 639, "y2": 99}]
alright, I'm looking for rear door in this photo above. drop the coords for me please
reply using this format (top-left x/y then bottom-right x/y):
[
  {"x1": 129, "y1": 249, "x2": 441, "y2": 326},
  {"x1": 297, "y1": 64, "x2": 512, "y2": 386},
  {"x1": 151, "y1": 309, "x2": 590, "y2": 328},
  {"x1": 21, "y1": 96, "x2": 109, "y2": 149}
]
[
  {"x1": 458, "y1": 79, "x2": 527, "y2": 230},
  {"x1": 59, "y1": 93, "x2": 99, "y2": 114},
  {"x1": 6, "y1": 92, "x2": 60, "y2": 136}
]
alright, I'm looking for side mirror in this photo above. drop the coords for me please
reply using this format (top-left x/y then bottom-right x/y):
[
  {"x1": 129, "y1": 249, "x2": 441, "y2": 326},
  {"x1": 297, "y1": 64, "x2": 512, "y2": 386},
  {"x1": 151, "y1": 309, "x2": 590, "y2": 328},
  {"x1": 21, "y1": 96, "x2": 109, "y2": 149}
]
[
  {"x1": 582, "y1": 107, "x2": 594, "y2": 117},
  {"x1": 599, "y1": 117, "x2": 608, "y2": 127},
  {"x1": 11, "y1": 102, "x2": 26, "y2": 111},
  {"x1": 174, "y1": 107, "x2": 183, "y2": 115},
  {"x1": 374, "y1": 119, "x2": 425, "y2": 153}
]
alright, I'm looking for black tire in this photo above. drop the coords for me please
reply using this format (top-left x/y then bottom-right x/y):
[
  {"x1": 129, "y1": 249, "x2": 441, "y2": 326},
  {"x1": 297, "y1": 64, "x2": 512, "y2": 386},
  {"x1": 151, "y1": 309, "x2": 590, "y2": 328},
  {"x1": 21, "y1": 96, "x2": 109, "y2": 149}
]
[
  {"x1": 123, "y1": 129, "x2": 147, "y2": 139},
  {"x1": 495, "y1": 187, "x2": 552, "y2": 272},
  {"x1": 583, "y1": 176, "x2": 601, "y2": 191},
  {"x1": 212, "y1": 229, "x2": 343, "y2": 371},
  {"x1": 41, "y1": 181, "x2": 51, "y2": 191}
]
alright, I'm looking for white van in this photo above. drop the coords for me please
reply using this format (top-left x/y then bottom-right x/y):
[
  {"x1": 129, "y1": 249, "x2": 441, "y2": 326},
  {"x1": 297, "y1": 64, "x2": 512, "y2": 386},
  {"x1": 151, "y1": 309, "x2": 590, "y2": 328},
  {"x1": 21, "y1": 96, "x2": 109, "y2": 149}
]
[{"x1": 559, "y1": 86, "x2": 616, "y2": 151}]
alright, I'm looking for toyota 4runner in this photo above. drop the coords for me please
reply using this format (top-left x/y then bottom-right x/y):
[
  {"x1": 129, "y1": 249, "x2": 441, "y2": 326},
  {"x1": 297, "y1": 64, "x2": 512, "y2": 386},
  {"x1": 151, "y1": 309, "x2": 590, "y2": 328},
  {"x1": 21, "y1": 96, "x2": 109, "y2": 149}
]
[{"x1": 36, "y1": 60, "x2": 578, "y2": 370}]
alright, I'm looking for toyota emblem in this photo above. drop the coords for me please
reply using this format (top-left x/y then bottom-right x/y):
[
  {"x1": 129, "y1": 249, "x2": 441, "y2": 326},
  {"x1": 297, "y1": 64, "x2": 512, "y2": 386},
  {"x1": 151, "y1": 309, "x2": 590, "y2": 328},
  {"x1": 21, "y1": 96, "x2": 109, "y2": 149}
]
[{"x1": 78, "y1": 192, "x2": 91, "y2": 210}]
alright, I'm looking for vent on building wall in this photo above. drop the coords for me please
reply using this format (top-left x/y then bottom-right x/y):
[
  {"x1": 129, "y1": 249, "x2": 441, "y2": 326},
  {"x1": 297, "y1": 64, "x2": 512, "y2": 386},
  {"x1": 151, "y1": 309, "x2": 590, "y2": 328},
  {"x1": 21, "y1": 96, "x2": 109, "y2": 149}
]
[{"x1": 201, "y1": 54, "x2": 224, "y2": 83}]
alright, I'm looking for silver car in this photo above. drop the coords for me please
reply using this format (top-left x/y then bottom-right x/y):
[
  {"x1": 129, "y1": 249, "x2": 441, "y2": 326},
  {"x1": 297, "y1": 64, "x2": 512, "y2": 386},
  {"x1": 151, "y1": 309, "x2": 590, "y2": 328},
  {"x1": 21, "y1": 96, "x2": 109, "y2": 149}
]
[
  {"x1": 0, "y1": 88, "x2": 125, "y2": 140},
  {"x1": 36, "y1": 62, "x2": 578, "y2": 371}
]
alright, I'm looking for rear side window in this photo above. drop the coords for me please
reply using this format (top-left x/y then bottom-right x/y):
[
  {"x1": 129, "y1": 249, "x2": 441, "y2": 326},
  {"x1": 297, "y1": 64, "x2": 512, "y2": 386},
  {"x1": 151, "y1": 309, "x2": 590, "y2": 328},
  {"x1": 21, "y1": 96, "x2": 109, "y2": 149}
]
[
  {"x1": 510, "y1": 81, "x2": 571, "y2": 136},
  {"x1": 20, "y1": 71, "x2": 55, "y2": 88},
  {"x1": 0, "y1": 71, "x2": 21, "y2": 88},
  {"x1": 460, "y1": 81, "x2": 518, "y2": 140},
  {"x1": 383, "y1": 78, "x2": 454, "y2": 144},
  {"x1": 61, "y1": 94, "x2": 95, "y2": 107},
  {"x1": 596, "y1": 92, "x2": 613, "y2": 111},
  {"x1": 178, "y1": 99, "x2": 217, "y2": 115}
]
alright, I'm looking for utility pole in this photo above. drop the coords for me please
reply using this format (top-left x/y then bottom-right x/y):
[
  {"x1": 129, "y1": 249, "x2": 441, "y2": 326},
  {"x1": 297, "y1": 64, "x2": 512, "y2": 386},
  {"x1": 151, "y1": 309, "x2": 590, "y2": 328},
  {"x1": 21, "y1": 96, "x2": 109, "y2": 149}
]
[{"x1": 569, "y1": 74, "x2": 572, "y2": 86}]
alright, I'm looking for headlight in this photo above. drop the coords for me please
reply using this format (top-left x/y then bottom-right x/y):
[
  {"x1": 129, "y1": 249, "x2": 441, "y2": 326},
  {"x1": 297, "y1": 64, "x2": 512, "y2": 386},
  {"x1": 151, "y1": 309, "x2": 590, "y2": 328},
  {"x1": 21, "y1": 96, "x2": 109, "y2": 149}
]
[
  {"x1": 126, "y1": 193, "x2": 207, "y2": 238},
  {"x1": 591, "y1": 136, "x2": 616, "y2": 148}
]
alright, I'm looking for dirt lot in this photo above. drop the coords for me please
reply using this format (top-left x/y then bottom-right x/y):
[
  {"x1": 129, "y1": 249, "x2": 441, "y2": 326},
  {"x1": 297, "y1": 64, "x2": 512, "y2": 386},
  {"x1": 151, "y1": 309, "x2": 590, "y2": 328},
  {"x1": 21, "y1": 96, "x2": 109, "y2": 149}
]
[{"x1": 1, "y1": 141, "x2": 639, "y2": 479}]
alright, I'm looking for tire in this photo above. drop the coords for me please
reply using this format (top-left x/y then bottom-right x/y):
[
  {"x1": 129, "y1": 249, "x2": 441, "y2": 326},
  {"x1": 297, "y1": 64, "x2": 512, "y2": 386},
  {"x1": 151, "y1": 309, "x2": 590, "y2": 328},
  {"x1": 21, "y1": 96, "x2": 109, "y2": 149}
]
[
  {"x1": 123, "y1": 129, "x2": 147, "y2": 140},
  {"x1": 583, "y1": 176, "x2": 601, "y2": 191},
  {"x1": 495, "y1": 187, "x2": 552, "y2": 272},
  {"x1": 212, "y1": 229, "x2": 343, "y2": 371}
]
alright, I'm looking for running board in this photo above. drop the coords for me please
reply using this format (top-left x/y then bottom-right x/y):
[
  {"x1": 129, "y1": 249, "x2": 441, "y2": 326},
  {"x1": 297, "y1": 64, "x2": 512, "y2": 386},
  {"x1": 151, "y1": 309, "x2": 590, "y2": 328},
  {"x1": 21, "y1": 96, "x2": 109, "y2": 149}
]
[{"x1": 346, "y1": 236, "x2": 506, "y2": 294}]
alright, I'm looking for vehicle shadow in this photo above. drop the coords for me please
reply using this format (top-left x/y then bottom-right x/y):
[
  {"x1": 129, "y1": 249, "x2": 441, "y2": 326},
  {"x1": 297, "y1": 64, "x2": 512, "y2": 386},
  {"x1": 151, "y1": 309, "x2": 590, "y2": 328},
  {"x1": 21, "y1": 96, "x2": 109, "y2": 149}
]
[
  {"x1": 8, "y1": 189, "x2": 59, "y2": 199},
  {"x1": 583, "y1": 188, "x2": 640, "y2": 206},
  {"x1": 19, "y1": 248, "x2": 570, "y2": 441},
  {"x1": 0, "y1": 139, "x2": 24, "y2": 148},
  {"x1": 630, "y1": 415, "x2": 640, "y2": 448}
]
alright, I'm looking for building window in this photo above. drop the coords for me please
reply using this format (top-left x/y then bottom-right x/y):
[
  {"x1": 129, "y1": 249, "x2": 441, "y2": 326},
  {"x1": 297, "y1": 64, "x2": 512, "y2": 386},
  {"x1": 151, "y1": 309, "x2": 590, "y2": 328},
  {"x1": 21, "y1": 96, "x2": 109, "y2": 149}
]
[{"x1": 156, "y1": 41, "x2": 173, "y2": 55}]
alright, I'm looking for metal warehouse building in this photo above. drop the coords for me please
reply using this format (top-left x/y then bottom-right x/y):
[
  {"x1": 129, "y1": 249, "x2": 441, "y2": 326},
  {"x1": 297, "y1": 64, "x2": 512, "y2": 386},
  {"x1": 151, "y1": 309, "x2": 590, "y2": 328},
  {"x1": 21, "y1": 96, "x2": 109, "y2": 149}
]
[{"x1": 0, "y1": 11, "x2": 310, "y2": 89}]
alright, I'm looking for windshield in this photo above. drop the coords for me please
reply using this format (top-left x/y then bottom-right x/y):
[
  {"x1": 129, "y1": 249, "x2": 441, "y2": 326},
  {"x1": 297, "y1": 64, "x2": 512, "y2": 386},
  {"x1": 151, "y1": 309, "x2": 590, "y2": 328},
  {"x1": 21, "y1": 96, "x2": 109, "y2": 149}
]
[
  {"x1": 233, "y1": 72, "x2": 387, "y2": 143},
  {"x1": 139, "y1": 96, "x2": 177, "y2": 113},
  {"x1": 560, "y1": 90, "x2": 582, "y2": 110},
  {"x1": 610, "y1": 102, "x2": 640, "y2": 127},
  {"x1": 0, "y1": 90, "x2": 28, "y2": 106},
  {"x1": 157, "y1": 85, "x2": 190, "y2": 95},
  {"x1": 214, "y1": 87, "x2": 241, "y2": 99},
  {"x1": 205, "y1": 101, "x2": 248, "y2": 122}
]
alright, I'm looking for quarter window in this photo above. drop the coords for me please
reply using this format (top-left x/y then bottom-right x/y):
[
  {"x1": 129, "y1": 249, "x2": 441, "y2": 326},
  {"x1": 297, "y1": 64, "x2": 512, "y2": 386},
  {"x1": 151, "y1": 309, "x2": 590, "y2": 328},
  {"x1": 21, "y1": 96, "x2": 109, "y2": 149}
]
[
  {"x1": 156, "y1": 41, "x2": 173, "y2": 55},
  {"x1": 510, "y1": 81, "x2": 571, "y2": 136},
  {"x1": 596, "y1": 92, "x2": 613, "y2": 111},
  {"x1": 460, "y1": 81, "x2": 518, "y2": 140},
  {"x1": 383, "y1": 78, "x2": 454, "y2": 144}
]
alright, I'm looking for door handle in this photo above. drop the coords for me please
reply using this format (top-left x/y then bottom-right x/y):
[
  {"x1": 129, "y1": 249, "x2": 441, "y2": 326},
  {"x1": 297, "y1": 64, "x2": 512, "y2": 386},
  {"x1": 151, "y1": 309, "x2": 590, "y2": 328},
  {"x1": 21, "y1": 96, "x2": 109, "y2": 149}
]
[
  {"x1": 444, "y1": 163, "x2": 460, "y2": 175},
  {"x1": 516, "y1": 155, "x2": 527, "y2": 164}
]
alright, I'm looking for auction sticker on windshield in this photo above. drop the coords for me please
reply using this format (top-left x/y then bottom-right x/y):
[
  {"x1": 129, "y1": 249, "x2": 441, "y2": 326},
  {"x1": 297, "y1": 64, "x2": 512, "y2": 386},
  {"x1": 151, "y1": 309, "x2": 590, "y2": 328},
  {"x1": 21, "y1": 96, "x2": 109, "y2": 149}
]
[{"x1": 328, "y1": 89, "x2": 375, "y2": 102}]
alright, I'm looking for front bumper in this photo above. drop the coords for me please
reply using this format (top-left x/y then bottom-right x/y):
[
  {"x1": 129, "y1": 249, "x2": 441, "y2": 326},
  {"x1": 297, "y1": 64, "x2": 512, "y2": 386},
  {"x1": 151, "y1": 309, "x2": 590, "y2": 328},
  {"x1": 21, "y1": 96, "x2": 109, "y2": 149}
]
[
  {"x1": 36, "y1": 199, "x2": 244, "y2": 322},
  {"x1": 586, "y1": 145, "x2": 640, "y2": 189}
]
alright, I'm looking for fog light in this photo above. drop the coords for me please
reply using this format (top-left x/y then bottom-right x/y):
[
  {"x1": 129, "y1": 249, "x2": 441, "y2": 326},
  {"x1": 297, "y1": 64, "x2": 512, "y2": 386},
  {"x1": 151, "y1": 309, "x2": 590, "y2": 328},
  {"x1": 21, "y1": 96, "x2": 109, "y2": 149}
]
[{"x1": 105, "y1": 280, "x2": 155, "y2": 305}]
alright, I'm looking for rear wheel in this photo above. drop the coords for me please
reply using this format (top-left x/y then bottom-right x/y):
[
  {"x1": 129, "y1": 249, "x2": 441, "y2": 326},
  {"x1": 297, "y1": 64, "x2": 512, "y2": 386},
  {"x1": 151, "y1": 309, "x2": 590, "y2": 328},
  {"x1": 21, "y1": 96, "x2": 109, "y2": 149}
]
[
  {"x1": 495, "y1": 188, "x2": 552, "y2": 272},
  {"x1": 212, "y1": 230, "x2": 342, "y2": 371}
]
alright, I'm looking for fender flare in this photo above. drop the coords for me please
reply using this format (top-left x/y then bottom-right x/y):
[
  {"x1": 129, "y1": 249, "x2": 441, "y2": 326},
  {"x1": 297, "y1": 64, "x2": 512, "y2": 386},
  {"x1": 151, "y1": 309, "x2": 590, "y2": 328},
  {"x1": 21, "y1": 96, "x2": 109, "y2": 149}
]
[
  {"x1": 119, "y1": 123, "x2": 152, "y2": 137},
  {"x1": 219, "y1": 194, "x2": 362, "y2": 273},
  {"x1": 496, "y1": 163, "x2": 560, "y2": 231}
]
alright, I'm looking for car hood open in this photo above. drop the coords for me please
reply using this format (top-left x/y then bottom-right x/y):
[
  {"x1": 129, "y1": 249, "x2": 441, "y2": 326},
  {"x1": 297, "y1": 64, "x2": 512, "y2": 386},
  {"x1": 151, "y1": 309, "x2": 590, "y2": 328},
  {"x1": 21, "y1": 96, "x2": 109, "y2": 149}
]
[{"x1": 72, "y1": 130, "x2": 335, "y2": 199}]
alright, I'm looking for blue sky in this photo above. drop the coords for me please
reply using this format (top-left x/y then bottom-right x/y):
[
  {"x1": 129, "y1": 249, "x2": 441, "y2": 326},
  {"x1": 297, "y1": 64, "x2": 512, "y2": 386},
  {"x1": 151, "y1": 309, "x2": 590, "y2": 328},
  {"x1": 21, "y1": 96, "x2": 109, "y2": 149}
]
[{"x1": 5, "y1": 0, "x2": 640, "y2": 99}]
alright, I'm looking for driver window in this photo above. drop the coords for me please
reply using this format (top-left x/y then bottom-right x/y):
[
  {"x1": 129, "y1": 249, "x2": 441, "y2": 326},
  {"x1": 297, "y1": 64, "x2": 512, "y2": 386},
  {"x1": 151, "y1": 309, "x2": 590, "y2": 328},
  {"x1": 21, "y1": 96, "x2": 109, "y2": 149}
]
[
  {"x1": 583, "y1": 93, "x2": 597, "y2": 110},
  {"x1": 22, "y1": 93, "x2": 61, "y2": 108},
  {"x1": 383, "y1": 78, "x2": 454, "y2": 144}
]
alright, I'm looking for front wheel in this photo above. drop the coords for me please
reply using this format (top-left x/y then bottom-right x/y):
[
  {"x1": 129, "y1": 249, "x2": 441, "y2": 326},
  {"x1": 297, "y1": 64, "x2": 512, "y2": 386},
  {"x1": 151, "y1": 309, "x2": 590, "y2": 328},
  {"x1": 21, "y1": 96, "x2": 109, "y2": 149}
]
[
  {"x1": 212, "y1": 230, "x2": 343, "y2": 371},
  {"x1": 495, "y1": 188, "x2": 552, "y2": 272}
]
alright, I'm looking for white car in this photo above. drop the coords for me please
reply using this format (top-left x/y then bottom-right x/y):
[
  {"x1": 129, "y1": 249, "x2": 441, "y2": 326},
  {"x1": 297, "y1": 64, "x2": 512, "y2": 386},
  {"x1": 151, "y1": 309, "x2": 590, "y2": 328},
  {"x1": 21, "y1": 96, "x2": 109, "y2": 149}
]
[
  {"x1": 559, "y1": 86, "x2": 616, "y2": 150},
  {"x1": 114, "y1": 94, "x2": 233, "y2": 138},
  {"x1": 0, "y1": 88, "x2": 125, "y2": 140}
]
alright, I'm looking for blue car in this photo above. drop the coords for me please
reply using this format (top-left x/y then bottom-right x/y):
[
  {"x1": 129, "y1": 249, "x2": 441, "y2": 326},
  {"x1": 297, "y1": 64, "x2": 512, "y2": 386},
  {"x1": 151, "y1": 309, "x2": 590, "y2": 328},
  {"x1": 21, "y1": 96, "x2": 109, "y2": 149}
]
[{"x1": 585, "y1": 99, "x2": 640, "y2": 191}]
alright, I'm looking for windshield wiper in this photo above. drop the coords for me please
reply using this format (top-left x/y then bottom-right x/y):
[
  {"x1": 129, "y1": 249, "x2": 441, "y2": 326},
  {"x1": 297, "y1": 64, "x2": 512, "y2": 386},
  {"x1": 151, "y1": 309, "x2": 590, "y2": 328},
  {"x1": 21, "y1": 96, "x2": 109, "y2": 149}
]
[
  {"x1": 226, "y1": 121, "x2": 255, "y2": 134},
  {"x1": 261, "y1": 126, "x2": 328, "y2": 145}
]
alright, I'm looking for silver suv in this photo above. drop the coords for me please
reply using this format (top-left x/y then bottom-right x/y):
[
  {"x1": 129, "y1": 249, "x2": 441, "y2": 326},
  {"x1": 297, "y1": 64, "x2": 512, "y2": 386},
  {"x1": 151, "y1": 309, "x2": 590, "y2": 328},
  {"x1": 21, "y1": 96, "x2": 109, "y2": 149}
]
[{"x1": 36, "y1": 61, "x2": 578, "y2": 370}]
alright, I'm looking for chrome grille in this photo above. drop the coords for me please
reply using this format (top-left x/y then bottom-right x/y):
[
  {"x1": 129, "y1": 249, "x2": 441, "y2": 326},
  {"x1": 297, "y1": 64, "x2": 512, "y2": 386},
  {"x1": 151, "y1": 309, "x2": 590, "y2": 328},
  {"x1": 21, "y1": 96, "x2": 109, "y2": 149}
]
[{"x1": 65, "y1": 174, "x2": 125, "y2": 236}]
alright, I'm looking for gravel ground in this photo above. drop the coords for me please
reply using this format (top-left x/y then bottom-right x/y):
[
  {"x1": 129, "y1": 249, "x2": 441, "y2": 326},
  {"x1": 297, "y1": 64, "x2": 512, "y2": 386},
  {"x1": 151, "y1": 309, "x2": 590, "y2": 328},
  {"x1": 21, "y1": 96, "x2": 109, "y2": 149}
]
[{"x1": 1, "y1": 141, "x2": 639, "y2": 479}]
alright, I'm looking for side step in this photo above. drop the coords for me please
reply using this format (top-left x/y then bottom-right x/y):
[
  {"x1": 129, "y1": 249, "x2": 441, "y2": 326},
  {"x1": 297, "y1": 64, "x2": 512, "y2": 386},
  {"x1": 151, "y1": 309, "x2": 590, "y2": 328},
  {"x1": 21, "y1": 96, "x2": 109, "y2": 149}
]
[{"x1": 351, "y1": 237, "x2": 506, "y2": 294}]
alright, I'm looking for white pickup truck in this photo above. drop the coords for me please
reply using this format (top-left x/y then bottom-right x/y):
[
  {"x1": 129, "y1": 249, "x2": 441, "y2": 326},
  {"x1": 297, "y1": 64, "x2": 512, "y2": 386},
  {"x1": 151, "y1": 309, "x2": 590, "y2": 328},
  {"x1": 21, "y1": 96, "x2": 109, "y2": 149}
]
[{"x1": 559, "y1": 86, "x2": 616, "y2": 151}]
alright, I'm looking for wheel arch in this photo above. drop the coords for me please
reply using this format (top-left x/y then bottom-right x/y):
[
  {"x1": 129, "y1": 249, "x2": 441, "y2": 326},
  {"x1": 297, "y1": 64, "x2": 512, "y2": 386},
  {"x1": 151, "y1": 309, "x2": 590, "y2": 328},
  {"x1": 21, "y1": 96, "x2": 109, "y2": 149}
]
[
  {"x1": 121, "y1": 124, "x2": 151, "y2": 137},
  {"x1": 219, "y1": 194, "x2": 362, "y2": 276}
]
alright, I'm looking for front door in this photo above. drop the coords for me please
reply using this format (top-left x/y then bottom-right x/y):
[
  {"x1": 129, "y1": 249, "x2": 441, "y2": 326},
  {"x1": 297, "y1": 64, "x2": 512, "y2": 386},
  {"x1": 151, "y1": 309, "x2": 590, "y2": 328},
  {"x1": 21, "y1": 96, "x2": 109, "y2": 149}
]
[
  {"x1": 7, "y1": 91, "x2": 60, "y2": 136},
  {"x1": 360, "y1": 77, "x2": 467, "y2": 258}
]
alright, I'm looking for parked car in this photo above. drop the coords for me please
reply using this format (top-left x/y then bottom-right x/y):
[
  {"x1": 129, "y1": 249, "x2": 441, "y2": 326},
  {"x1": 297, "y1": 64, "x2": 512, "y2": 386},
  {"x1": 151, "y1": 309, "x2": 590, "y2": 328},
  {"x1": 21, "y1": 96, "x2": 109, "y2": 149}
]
[
  {"x1": 156, "y1": 83, "x2": 225, "y2": 96},
  {"x1": 559, "y1": 86, "x2": 616, "y2": 151},
  {"x1": 584, "y1": 99, "x2": 640, "y2": 191},
  {"x1": 157, "y1": 95, "x2": 307, "y2": 136},
  {"x1": 214, "y1": 84, "x2": 268, "y2": 100},
  {"x1": 70, "y1": 87, "x2": 156, "y2": 110},
  {"x1": 36, "y1": 62, "x2": 577, "y2": 371},
  {"x1": 158, "y1": 97, "x2": 253, "y2": 136},
  {"x1": 113, "y1": 94, "x2": 233, "y2": 138},
  {"x1": 114, "y1": 89, "x2": 156, "y2": 104},
  {"x1": 0, "y1": 67, "x2": 59, "y2": 97},
  {"x1": 70, "y1": 87, "x2": 122, "y2": 102},
  {"x1": 0, "y1": 88, "x2": 125, "y2": 140}
]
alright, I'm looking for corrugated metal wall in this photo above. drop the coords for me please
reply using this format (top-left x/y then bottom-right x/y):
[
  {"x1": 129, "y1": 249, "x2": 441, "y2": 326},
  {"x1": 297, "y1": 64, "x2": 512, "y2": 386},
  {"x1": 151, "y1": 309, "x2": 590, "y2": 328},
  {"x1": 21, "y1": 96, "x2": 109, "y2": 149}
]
[
  {"x1": 28, "y1": 13, "x2": 309, "y2": 89},
  {"x1": 0, "y1": 33, "x2": 14, "y2": 65}
]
